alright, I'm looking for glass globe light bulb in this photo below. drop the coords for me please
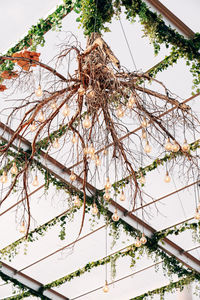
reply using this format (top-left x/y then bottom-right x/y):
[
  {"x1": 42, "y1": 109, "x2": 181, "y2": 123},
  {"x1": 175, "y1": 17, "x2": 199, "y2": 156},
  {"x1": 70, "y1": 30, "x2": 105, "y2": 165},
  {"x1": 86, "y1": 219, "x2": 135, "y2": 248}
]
[
  {"x1": 140, "y1": 233, "x2": 147, "y2": 245},
  {"x1": 139, "y1": 175, "x2": 145, "y2": 185},
  {"x1": 53, "y1": 138, "x2": 60, "y2": 149},
  {"x1": 19, "y1": 221, "x2": 26, "y2": 234},
  {"x1": 116, "y1": 105, "x2": 125, "y2": 118},
  {"x1": 83, "y1": 146, "x2": 89, "y2": 155},
  {"x1": 87, "y1": 85, "x2": 95, "y2": 98},
  {"x1": 74, "y1": 196, "x2": 80, "y2": 207},
  {"x1": 70, "y1": 171, "x2": 76, "y2": 182},
  {"x1": 172, "y1": 141, "x2": 180, "y2": 152},
  {"x1": 105, "y1": 177, "x2": 111, "y2": 190},
  {"x1": 38, "y1": 111, "x2": 45, "y2": 122},
  {"x1": 92, "y1": 203, "x2": 98, "y2": 215},
  {"x1": 112, "y1": 209, "x2": 119, "y2": 222},
  {"x1": 141, "y1": 129, "x2": 147, "y2": 140},
  {"x1": 32, "y1": 175, "x2": 39, "y2": 187},
  {"x1": 10, "y1": 162, "x2": 18, "y2": 175},
  {"x1": 30, "y1": 121, "x2": 36, "y2": 132},
  {"x1": 104, "y1": 191, "x2": 111, "y2": 201},
  {"x1": 120, "y1": 191, "x2": 126, "y2": 201},
  {"x1": 194, "y1": 209, "x2": 200, "y2": 220},
  {"x1": 78, "y1": 84, "x2": 85, "y2": 96},
  {"x1": 1, "y1": 171, "x2": 8, "y2": 184},
  {"x1": 71, "y1": 134, "x2": 77, "y2": 144},
  {"x1": 144, "y1": 141, "x2": 152, "y2": 153},
  {"x1": 165, "y1": 138, "x2": 173, "y2": 151},
  {"x1": 141, "y1": 117, "x2": 148, "y2": 128},
  {"x1": 181, "y1": 140, "x2": 190, "y2": 152},
  {"x1": 103, "y1": 280, "x2": 109, "y2": 293},
  {"x1": 62, "y1": 104, "x2": 70, "y2": 117},
  {"x1": 35, "y1": 85, "x2": 43, "y2": 97},
  {"x1": 135, "y1": 237, "x2": 142, "y2": 247},
  {"x1": 164, "y1": 171, "x2": 171, "y2": 183},
  {"x1": 51, "y1": 101, "x2": 57, "y2": 110},
  {"x1": 83, "y1": 115, "x2": 92, "y2": 129},
  {"x1": 95, "y1": 155, "x2": 101, "y2": 166}
]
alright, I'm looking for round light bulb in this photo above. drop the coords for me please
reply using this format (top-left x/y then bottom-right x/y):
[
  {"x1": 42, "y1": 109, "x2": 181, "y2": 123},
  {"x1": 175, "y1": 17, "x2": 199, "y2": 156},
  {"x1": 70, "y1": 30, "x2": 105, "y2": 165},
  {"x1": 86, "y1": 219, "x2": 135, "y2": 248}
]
[
  {"x1": 172, "y1": 141, "x2": 180, "y2": 152},
  {"x1": 87, "y1": 85, "x2": 95, "y2": 98},
  {"x1": 141, "y1": 117, "x2": 148, "y2": 128},
  {"x1": 62, "y1": 104, "x2": 70, "y2": 117},
  {"x1": 112, "y1": 209, "x2": 119, "y2": 222},
  {"x1": 194, "y1": 209, "x2": 200, "y2": 220},
  {"x1": 30, "y1": 121, "x2": 36, "y2": 132},
  {"x1": 141, "y1": 129, "x2": 147, "y2": 140},
  {"x1": 103, "y1": 281, "x2": 109, "y2": 293},
  {"x1": 38, "y1": 111, "x2": 45, "y2": 122},
  {"x1": 10, "y1": 162, "x2": 18, "y2": 175},
  {"x1": 32, "y1": 175, "x2": 39, "y2": 187},
  {"x1": 105, "y1": 177, "x2": 111, "y2": 190},
  {"x1": 140, "y1": 233, "x2": 147, "y2": 245},
  {"x1": 135, "y1": 237, "x2": 142, "y2": 247},
  {"x1": 120, "y1": 191, "x2": 126, "y2": 201},
  {"x1": 88, "y1": 144, "x2": 95, "y2": 156},
  {"x1": 78, "y1": 84, "x2": 85, "y2": 96},
  {"x1": 139, "y1": 175, "x2": 145, "y2": 185},
  {"x1": 50, "y1": 101, "x2": 57, "y2": 110},
  {"x1": 71, "y1": 134, "x2": 77, "y2": 144},
  {"x1": 70, "y1": 171, "x2": 76, "y2": 182},
  {"x1": 104, "y1": 191, "x2": 111, "y2": 201},
  {"x1": 35, "y1": 85, "x2": 43, "y2": 97},
  {"x1": 165, "y1": 138, "x2": 173, "y2": 151},
  {"x1": 164, "y1": 171, "x2": 171, "y2": 183},
  {"x1": 53, "y1": 138, "x2": 60, "y2": 149},
  {"x1": 83, "y1": 146, "x2": 89, "y2": 155},
  {"x1": 144, "y1": 141, "x2": 152, "y2": 153},
  {"x1": 116, "y1": 105, "x2": 125, "y2": 118},
  {"x1": 74, "y1": 196, "x2": 80, "y2": 207},
  {"x1": 92, "y1": 203, "x2": 98, "y2": 215},
  {"x1": 95, "y1": 155, "x2": 101, "y2": 166},
  {"x1": 181, "y1": 140, "x2": 190, "y2": 152},
  {"x1": 1, "y1": 171, "x2": 8, "y2": 184},
  {"x1": 19, "y1": 221, "x2": 26, "y2": 234},
  {"x1": 83, "y1": 115, "x2": 92, "y2": 129}
]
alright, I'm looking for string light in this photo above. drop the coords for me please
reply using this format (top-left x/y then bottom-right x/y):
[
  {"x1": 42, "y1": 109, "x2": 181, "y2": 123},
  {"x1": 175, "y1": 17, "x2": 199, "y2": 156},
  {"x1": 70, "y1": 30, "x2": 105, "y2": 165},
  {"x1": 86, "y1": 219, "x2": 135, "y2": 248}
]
[
  {"x1": 78, "y1": 84, "x2": 85, "y2": 96},
  {"x1": 83, "y1": 115, "x2": 92, "y2": 129},
  {"x1": 0, "y1": 171, "x2": 8, "y2": 184},
  {"x1": 105, "y1": 177, "x2": 111, "y2": 190},
  {"x1": 35, "y1": 85, "x2": 43, "y2": 97},
  {"x1": 32, "y1": 175, "x2": 39, "y2": 186},
  {"x1": 38, "y1": 111, "x2": 45, "y2": 122},
  {"x1": 10, "y1": 162, "x2": 18, "y2": 175},
  {"x1": 70, "y1": 171, "x2": 76, "y2": 181},
  {"x1": 95, "y1": 155, "x2": 101, "y2": 166},
  {"x1": 112, "y1": 209, "x2": 119, "y2": 222},
  {"x1": 194, "y1": 208, "x2": 200, "y2": 220},
  {"x1": 165, "y1": 138, "x2": 173, "y2": 151},
  {"x1": 127, "y1": 94, "x2": 135, "y2": 108},
  {"x1": 172, "y1": 141, "x2": 180, "y2": 152},
  {"x1": 141, "y1": 129, "x2": 147, "y2": 140},
  {"x1": 71, "y1": 134, "x2": 77, "y2": 144},
  {"x1": 116, "y1": 105, "x2": 125, "y2": 118},
  {"x1": 74, "y1": 195, "x2": 80, "y2": 207},
  {"x1": 52, "y1": 138, "x2": 60, "y2": 149},
  {"x1": 50, "y1": 101, "x2": 57, "y2": 110},
  {"x1": 92, "y1": 203, "x2": 98, "y2": 215},
  {"x1": 144, "y1": 140, "x2": 152, "y2": 153},
  {"x1": 19, "y1": 221, "x2": 26, "y2": 234},
  {"x1": 141, "y1": 117, "x2": 148, "y2": 128},
  {"x1": 164, "y1": 171, "x2": 171, "y2": 183},
  {"x1": 87, "y1": 85, "x2": 95, "y2": 98},
  {"x1": 62, "y1": 104, "x2": 70, "y2": 117},
  {"x1": 88, "y1": 144, "x2": 95, "y2": 156},
  {"x1": 135, "y1": 237, "x2": 142, "y2": 247},
  {"x1": 181, "y1": 140, "x2": 190, "y2": 152},
  {"x1": 83, "y1": 146, "x2": 89, "y2": 155},
  {"x1": 139, "y1": 175, "x2": 145, "y2": 185},
  {"x1": 120, "y1": 191, "x2": 126, "y2": 201},
  {"x1": 103, "y1": 280, "x2": 109, "y2": 293},
  {"x1": 140, "y1": 233, "x2": 147, "y2": 245},
  {"x1": 30, "y1": 121, "x2": 36, "y2": 132},
  {"x1": 104, "y1": 191, "x2": 111, "y2": 201}
]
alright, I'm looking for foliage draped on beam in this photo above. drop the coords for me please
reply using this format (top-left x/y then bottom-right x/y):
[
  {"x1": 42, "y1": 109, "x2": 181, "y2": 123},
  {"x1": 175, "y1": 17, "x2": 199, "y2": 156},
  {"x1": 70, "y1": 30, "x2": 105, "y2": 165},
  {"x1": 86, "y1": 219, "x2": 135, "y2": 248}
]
[
  {"x1": 130, "y1": 276, "x2": 197, "y2": 300},
  {"x1": 0, "y1": 0, "x2": 73, "y2": 74}
]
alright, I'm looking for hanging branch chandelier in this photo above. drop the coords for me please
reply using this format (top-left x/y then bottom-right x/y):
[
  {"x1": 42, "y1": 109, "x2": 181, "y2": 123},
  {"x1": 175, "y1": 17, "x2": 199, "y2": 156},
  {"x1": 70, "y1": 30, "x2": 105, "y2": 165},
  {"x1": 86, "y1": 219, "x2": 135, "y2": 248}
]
[{"x1": 0, "y1": 32, "x2": 199, "y2": 236}]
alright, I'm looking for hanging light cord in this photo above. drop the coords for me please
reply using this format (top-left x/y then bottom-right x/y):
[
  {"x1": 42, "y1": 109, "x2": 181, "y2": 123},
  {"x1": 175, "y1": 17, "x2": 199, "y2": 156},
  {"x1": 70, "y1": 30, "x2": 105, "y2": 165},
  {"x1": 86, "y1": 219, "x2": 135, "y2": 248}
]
[{"x1": 119, "y1": 18, "x2": 137, "y2": 71}]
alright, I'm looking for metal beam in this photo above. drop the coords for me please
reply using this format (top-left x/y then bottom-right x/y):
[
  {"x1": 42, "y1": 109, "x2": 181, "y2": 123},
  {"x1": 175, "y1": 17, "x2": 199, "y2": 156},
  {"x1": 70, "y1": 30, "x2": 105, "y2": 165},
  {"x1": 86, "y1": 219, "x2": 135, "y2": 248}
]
[
  {"x1": 0, "y1": 261, "x2": 68, "y2": 300},
  {"x1": 145, "y1": 0, "x2": 194, "y2": 38}
]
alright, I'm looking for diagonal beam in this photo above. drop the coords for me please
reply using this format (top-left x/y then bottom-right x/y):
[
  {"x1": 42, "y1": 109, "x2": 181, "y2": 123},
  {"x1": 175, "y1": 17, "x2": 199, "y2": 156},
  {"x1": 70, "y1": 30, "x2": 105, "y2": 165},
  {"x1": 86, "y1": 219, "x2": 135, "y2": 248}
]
[{"x1": 0, "y1": 261, "x2": 68, "y2": 300}]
